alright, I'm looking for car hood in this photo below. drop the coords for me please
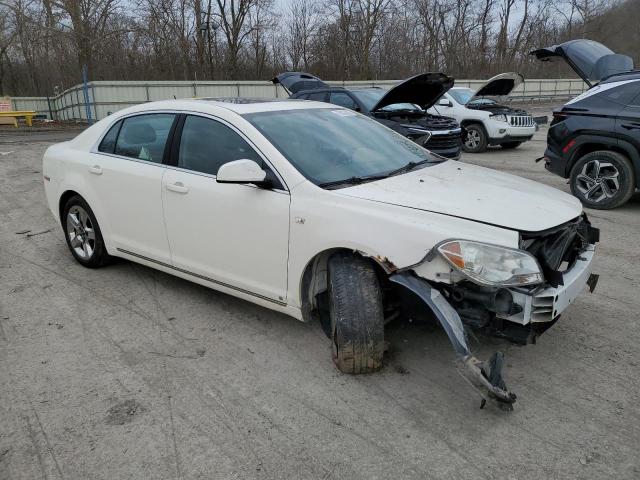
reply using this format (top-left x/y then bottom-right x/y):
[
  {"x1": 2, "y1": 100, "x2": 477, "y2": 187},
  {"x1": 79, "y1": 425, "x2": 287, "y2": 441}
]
[
  {"x1": 471, "y1": 72, "x2": 523, "y2": 100},
  {"x1": 531, "y1": 39, "x2": 634, "y2": 86},
  {"x1": 336, "y1": 161, "x2": 582, "y2": 232},
  {"x1": 372, "y1": 72, "x2": 454, "y2": 111},
  {"x1": 271, "y1": 71, "x2": 330, "y2": 95}
]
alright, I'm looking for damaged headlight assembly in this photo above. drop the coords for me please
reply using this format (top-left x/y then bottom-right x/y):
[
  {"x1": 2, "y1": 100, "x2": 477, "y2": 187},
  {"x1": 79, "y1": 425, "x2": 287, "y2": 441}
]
[
  {"x1": 490, "y1": 114, "x2": 508, "y2": 122},
  {"x1": 437, "y1": 240, "x2": 544, "y2": 287}
]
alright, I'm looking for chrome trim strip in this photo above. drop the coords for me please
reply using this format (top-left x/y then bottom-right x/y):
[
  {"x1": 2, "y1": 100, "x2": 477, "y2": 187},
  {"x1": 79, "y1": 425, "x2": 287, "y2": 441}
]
[{"x1": 117, "y1": 248, "x2": 287, "y2": 306}]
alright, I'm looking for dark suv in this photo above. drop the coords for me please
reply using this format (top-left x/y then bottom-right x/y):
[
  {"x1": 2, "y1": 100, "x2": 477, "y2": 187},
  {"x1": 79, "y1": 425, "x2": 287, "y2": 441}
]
[
  {"x1": 272, "y1": 72, "x2": 463, "y2": 159},
  {"x1": 532, "y1": 39, "x2": 639, "y2": 209}
]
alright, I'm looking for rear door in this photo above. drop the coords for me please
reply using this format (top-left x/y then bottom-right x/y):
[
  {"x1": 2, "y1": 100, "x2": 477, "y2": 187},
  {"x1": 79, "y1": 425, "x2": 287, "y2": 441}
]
[
  {"x1": 90, "y1": 112, "x2": 177, "y2": 263},
  {"x1": 161, "y1": 114, "x2": 290, "y2": 302}
]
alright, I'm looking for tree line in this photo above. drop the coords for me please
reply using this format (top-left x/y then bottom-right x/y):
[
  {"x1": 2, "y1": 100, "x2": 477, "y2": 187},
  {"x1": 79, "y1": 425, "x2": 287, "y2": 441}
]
[{"x1": 0, "y1": 0, "x2": 634, "y2": 96}]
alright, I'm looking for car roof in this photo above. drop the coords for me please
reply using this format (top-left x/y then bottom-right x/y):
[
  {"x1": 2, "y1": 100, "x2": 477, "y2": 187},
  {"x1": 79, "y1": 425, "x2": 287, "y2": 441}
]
[{"x1": 114, "y1": 98, "x2": 332, "y2": 116}]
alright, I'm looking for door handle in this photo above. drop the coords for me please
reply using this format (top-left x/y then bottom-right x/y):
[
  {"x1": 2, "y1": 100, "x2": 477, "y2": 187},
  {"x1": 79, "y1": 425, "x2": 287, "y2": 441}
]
[
  {"x1": 165, "y1": 181, "x2": 189, "y2": 194},
  {"x1": 88, "y1": 165, "x2": 103, "y2": 175}
]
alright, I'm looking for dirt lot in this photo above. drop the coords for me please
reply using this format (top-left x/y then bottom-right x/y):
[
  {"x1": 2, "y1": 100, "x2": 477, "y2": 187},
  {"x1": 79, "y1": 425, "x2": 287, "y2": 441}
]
[{"x1": 1, "y1": 113, "x2": 639, "y2": 480}]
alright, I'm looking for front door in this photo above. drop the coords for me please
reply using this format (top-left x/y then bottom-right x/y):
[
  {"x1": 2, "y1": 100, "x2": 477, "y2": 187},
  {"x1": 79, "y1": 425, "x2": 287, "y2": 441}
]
[{"x1": 161, "y1": 114, "x2": 290, "y2": 302}]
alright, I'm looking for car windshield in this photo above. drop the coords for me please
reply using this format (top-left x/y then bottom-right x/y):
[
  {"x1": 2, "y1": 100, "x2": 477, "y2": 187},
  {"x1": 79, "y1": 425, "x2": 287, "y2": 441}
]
[
  {"x1": 350, "y1": 89, "x2": 421, "y2": 112},
  {"x1": 244, "y1": 108, "x2": 441, "y2": 187},
  {"x1": 448, "y1": 88, "x2": 475, "y2": 105}
]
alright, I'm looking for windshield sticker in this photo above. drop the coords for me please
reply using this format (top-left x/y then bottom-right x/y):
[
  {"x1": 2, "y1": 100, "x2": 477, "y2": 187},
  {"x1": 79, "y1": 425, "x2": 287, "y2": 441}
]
[{"x1": 331, "y1": 109, "x2": 358, "y2": 117}]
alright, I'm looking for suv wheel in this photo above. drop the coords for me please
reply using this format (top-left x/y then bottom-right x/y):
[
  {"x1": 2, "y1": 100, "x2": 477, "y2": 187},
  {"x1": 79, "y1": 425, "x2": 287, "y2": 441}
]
[
  {"x1": 62, "y1": 195, "x2": 111, "y2": 267},
  {"x1": 570, "y1": 151, "x2": 635, "y2": 209},
  {"x1": 328, "y1": 252, "x2": 384, "y2": 374},
  {"x1": 462, "y1": 124, "x2": 487, "y2": 153}
]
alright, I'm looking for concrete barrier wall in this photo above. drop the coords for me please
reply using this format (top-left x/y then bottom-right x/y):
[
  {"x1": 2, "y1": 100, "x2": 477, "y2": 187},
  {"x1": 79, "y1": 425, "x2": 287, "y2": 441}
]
[{"x1": 15, "y1": 78, "x2": 588, "y2": 121}]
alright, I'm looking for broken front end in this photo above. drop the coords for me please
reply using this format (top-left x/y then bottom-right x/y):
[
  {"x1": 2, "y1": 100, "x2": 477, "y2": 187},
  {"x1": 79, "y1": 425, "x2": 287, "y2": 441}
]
[{"x1": 391, "y1": 214, "x2": 599, "y2": 409}]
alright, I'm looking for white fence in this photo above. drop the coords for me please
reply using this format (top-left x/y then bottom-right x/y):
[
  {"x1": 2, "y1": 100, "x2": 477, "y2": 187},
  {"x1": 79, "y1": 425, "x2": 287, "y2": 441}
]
[{"x1": 14, "y1": 78, "x2": 588, "y2": 121}]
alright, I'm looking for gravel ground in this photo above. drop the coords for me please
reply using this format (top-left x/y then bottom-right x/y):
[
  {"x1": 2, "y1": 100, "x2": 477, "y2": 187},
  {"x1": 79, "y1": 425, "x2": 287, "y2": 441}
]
[{"x1": 0, "y1": 115, "x2": 639, "y2": 480}]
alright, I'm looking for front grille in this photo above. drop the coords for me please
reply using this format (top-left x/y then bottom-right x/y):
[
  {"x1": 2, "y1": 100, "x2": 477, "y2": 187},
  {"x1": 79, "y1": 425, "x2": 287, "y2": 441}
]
[
  {"x1": 521, "y1": 216, "x2": 598, "y2": 287},
  {"x1": 425, "y1": 133, "x2": 462, "y2": 150},
  {"x1": 509, "y1": 115, "x2": 535, "y2": 127}
]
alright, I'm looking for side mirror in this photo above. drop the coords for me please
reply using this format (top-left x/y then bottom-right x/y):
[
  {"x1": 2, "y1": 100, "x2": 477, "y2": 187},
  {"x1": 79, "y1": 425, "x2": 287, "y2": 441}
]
[
  {"x1": 437, "y1": 98, "x2": 453, "y2": 107},
  {"x1": 216, "y1": 159, "x2": 267, "y2": 185}
]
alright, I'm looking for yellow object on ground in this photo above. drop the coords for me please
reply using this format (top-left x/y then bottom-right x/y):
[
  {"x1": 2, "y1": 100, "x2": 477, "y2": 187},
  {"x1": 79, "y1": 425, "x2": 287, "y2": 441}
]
[{"x1": 0, "y1": 111, "x2": 36, "y2": 127}]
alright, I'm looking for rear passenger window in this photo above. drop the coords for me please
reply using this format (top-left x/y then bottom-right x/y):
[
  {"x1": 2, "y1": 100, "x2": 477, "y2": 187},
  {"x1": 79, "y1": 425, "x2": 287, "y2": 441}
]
[
  {"x1": 607, "y1": 81, "x2": 640, "y2": 105},
  {"x1": 307, "y1": 92, "x2": 327, "y2": 102},
  {"x1": 114, "y1": 114, "x2": 175, "y2": 163},
  {"x1": 98, "y1": 121, "x2": 121, "y2": 153},
  {"x1": 178, "y1": 115, "x2": 262, "y2": 176}
]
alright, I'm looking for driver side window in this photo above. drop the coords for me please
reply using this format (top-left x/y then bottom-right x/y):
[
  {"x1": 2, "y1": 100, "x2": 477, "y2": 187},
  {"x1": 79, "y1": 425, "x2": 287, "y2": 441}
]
[{"x1": 178, "y1": 115, "x2": 263, "y2": 176}]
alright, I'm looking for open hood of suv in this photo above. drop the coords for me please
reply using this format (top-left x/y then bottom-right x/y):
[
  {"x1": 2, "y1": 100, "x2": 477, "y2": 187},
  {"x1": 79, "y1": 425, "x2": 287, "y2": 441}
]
[
  {"x1": 371, "y1": 72, "x2": 454, "y2": 111},
  {"x1": 336, "y1": 161, "x2": 582, "y2": 232},
  {"x1": 531, "y1": 39, "x2": 634, "y2": 86},
  {"x1": 271, "y1": 72, "x2": 329, "y2": 95},
  {"x1": 471, "y1": 72, "x2": 523, "y2": 100}
]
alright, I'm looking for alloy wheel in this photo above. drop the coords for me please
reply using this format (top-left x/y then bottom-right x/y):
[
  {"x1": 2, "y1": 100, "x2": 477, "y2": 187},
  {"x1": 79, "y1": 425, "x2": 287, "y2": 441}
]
[
  {"x1": 465, "y1": 130, "x2": 481, "y2": 149},
  {"x1": 66, "y1": 205, "x2": 96, "y2": 259},
  {"x1": 575, "y1": 159, "x2": 620, "y2": 203}
]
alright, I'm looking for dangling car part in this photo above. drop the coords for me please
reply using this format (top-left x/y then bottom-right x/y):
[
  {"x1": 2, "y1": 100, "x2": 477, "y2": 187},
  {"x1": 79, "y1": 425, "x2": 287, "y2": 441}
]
[
  {"x1": 272, "y1": 71, "x2": 463, "y2": 160},
  {"x1": 389, "y1": 273, "x2": 517, "y2": 409},
  {"x1": 532, "y1": 39, "x2": 640, "y2": 209},
  {"x1": 427, "y1": 72, "x2": 537, "y2": 152}
]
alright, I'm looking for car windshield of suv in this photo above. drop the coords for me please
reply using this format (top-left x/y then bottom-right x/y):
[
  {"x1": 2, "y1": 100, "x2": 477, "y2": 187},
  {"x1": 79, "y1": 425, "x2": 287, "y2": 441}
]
[
  {"x1": 244, "y1": 108, "x2": 441, "y2": 187},
  {"x1": 350, "y1": 89, "x2": 421, "y2": 113},
  {"x1": 449, "y1": 88, "x2": 475, "y2": 105}
]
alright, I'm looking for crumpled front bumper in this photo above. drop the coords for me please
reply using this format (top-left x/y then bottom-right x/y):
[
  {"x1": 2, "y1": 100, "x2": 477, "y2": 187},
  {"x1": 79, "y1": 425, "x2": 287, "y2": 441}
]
[{"x1": 503, "y1": 245, "x2": 598, "y2": 325}]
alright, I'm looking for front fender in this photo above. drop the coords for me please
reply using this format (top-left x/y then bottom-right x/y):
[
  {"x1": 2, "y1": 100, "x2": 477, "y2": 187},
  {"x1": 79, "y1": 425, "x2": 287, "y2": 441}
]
[{"x1": 287, "y1": 183, "x2": 518, "y2": 309}]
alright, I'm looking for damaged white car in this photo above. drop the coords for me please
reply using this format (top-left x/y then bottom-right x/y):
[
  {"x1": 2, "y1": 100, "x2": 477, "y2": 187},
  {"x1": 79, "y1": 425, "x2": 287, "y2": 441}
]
[{"x1": 42, "y1": 99, "x2": 599, "y2": 409}]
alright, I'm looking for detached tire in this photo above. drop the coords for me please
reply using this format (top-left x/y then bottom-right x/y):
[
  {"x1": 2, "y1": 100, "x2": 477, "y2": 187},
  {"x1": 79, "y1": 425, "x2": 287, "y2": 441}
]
[
  {"x1": 62, "y1": 195, "x2": 111, "y2": 268},
  {"x1": 501, "y1": 141, "x2": 521, "y2": 150},
  {"x1": 328, "y1": 252, "x2": 384, "y2": 374},
  {"x1": 570, "y1": 150, "x2": 635, "y2": 210},
  {"x1": 462, "y1": 124, "x2": 488, "y2": 153}
]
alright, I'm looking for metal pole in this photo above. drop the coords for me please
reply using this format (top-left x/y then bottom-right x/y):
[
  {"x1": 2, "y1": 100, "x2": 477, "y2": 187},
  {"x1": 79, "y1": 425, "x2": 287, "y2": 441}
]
[
  {"x1": 82, "y1": 65, "x2": 93, "y2": 124},
  {"x1": 46, "y1": 96, "x2": 54, "y2": 120}
]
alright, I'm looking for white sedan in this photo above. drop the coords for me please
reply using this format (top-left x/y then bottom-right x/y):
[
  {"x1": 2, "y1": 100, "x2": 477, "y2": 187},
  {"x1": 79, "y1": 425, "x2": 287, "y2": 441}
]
[{"x1": 43, "y1": 98, "x2": 599, "y2": 409}]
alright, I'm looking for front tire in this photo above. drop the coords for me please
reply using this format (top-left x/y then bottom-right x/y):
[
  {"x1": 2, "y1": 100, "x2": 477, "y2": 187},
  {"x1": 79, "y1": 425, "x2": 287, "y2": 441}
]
[
  {"x1": 462, "y1": 124, "x2": 487, "y2": 153},
  {"x1": 501, "y1": 141, "x2": 521, "y2": 150},
  {"x1": 570, "y1": 150, "x2": 635, "y2": 209},
  {"x1": 328, "y1": 252, "x2": 384, "y2": 374},
  {"x1": 62, "y1": 195, "x2": 111, "y2": 267}
]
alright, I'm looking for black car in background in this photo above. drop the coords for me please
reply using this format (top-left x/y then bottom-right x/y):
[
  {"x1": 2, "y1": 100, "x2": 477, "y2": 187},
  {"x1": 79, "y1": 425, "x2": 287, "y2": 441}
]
[
  {"x1": 272, "y1": 72, "x2": 463, "y2": 159},
  {"x1": 532, "y1": 39, "x2": 639, "y2": 209}
]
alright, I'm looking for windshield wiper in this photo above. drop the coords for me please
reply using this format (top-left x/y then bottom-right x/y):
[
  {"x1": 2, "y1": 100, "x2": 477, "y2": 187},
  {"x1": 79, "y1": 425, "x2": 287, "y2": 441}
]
[
  {"x1": 385, "y1": 159, "x2": 435, "y2": 177},
  {"x1": 318, "y1": 174, "x2": 388, "y2": 189}
]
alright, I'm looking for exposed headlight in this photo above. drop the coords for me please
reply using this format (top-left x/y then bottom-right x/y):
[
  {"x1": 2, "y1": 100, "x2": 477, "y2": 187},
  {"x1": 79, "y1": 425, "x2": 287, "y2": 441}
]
[
  {"x1": 437, "y1": 240, "x2": 543, "y2": 286},
  {"x1": 491, "y1": 114, "x2": 508, "y2": 122}
]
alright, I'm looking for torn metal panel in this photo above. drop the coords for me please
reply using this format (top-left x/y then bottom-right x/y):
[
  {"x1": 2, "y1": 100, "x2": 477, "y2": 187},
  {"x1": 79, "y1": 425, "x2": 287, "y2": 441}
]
[{"x1": 389, "y1": 272, "x2": 517, "y2": 408}]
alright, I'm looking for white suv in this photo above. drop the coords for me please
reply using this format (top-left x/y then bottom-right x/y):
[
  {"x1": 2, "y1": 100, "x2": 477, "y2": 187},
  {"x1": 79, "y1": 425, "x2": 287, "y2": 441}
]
[{"x1": 428, "y1": 73, "x2": 536, "y2": 153}]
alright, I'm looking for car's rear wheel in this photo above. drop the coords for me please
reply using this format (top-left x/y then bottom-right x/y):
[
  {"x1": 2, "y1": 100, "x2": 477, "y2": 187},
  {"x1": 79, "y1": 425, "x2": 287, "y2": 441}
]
[
  {"x1": 501, "y1": 142, "x2": 521, "y2": 149},
  {"x1": 570, "y1": 151, "x2": 635, "y2": 209},
  {"x1": 462, "y1": 124, "x2": 487, "y2": 153},
  {"x1": 328, "y1": 252, "x2": 384, "y2": 374},
  {"x1": 62, "y1": 195, "x2": 111, "y2": 267}
]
